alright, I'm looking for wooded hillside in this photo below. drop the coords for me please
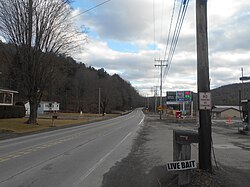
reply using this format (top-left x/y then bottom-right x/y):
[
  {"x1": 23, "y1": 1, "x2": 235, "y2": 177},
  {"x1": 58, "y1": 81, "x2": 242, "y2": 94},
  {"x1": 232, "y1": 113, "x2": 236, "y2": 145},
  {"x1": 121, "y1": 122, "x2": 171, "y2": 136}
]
[
  {"x1": 0, "y1": 42, "x2": 144, "y2": 113},
  {"x1": 211, "y1": 82, "x2": 250, "y2": 106}
]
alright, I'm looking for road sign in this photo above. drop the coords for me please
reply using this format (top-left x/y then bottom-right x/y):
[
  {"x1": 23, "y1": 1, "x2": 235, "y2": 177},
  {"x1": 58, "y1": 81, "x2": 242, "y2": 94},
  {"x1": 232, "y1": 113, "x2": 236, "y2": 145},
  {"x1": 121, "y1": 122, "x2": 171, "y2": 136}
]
[
  {"x1": 240, "y1": 76, "x2": 250, "y2": 81},
  {"x1": 167, "y1": 159, "x2": 197, "y2": 171},
  {"x1": 157, "y1": 106, "x2": 163, "y2": 111},
  {"x1": 199, "y1": 92, "x2": 211, "y2": 110}
]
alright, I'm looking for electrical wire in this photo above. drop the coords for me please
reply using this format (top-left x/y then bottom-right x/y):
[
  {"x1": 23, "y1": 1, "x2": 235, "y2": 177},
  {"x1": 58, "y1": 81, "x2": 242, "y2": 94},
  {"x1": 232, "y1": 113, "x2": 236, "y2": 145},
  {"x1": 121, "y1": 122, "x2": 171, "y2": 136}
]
[
  {"x1": 211, "y1": 138, "x2": 219, "y2": 170},
  {"x1": 164, "y1": 0, "x2": 189, "y2": 80},
  {"x1": 162, "y1": 0, "x2": 190, "y2": 81},
  {"x1": 71, "y1": 0, "x2": 112, "y2": 18},
  {"x1": 153, "y1": 0, "x2": 156, "y2": 59},
  {"x1": 163, "y1": 0, "x2": 177, "y2": 62},
  {"x1": 164, "y1": 0, "x2": 189, "y2": 79}
]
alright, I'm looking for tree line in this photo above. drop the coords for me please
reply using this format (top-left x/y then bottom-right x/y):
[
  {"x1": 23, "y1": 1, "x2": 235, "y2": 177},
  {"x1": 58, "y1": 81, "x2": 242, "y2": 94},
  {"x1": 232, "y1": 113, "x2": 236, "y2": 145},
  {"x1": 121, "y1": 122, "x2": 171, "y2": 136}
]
[
  {"x1": 0, "y1": 0, "x2": 143, "y2": 124},
  {"x1": 0, "y1": 42, "x2": 144, "y2": 114}
]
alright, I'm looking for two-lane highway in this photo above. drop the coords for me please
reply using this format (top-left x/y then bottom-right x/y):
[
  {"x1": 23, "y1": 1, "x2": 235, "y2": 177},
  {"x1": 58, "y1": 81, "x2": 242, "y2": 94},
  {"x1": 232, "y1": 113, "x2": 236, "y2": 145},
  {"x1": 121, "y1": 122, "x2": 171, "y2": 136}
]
[{"x1": 0, "y1": 109, "x2": 145, "y2": 187}]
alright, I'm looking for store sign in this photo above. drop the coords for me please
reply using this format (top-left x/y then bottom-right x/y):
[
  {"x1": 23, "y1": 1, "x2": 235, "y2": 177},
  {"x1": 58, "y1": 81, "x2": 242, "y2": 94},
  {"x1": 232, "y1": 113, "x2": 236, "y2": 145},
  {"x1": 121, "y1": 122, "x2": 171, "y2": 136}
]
[
  {"x1": 166, "y1": 91, "x2": 193, "y2": 102},
  {"x1": 166, "y1": 91, "x2": 176, "y2": 101},
  {"x1": 167, "y1": 159, "x2": 197, "y2": 171}
]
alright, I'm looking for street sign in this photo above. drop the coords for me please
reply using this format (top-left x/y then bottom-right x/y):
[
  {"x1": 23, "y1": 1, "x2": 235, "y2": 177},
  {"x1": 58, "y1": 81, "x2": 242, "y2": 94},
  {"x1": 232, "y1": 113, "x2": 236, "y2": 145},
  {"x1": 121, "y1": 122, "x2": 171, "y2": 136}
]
[
  {"x1": 199, "y1": 92, "x2": 211, "y2": 110},
  {"x1": 167, "y1": 159, "x2": 197, "y2": 171},
  {"x1": 240, "y1": 76, "x2": 250, "y2": 81}
]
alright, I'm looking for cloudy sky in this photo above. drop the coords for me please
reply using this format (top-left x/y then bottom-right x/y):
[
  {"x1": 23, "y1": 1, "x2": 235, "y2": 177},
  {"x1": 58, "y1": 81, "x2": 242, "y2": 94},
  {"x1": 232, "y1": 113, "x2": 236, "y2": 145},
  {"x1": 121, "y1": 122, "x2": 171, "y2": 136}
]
[{"x1": 70, "y1": 0, "x2": 250, "y2": 96}]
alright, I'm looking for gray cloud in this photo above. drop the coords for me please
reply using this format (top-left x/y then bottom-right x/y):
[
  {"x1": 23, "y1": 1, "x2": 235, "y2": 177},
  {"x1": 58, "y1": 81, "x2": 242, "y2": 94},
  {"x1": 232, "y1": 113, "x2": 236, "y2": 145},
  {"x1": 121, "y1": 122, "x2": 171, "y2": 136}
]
[{"x1": 72, "y1": 0, "x2": 250, "y2": 95}]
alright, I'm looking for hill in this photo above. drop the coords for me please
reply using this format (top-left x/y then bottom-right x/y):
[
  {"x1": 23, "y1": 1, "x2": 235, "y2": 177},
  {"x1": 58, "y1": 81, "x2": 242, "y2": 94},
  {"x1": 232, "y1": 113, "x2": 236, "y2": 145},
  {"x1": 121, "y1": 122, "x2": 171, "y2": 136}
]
[
  {"x1": 211, "y1": 82, "x2": 250, "y2": 106},
  {"x1": 0, "y1": 43, "x2": 144, "y2": 113}
]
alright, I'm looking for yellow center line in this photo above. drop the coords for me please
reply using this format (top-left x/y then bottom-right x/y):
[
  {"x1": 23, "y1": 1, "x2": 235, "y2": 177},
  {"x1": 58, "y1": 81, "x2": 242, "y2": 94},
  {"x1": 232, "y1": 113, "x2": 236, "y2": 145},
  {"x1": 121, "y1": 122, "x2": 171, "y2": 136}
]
[
  {"x1": 0, "y1": 132, "x2": 86, "y2": 164},
  {"x1": 0, "y1": 120, "x2": 132, "y2": 164}
]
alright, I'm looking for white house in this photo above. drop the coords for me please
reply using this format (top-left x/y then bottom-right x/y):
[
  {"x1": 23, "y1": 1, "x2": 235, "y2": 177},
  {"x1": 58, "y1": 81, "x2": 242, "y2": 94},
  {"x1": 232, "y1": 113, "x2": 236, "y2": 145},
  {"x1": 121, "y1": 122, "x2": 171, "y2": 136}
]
[
  {"x1": 25, "y1": 101, "x2": 60, "y2": 115},
  {"x1": 0, "y1": 89, "x2": 18, "y2": 106}
]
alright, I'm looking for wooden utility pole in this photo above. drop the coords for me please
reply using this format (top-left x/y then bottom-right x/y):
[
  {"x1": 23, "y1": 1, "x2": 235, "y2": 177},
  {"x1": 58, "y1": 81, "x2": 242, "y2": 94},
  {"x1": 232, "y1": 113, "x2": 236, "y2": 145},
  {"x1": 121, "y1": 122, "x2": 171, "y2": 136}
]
[
  {"x1": 155, "y1": 59, "x2": 168, "y2": 119},
  {"x1": 98, "y1": 88, "x2": 101, "y2": 114},
  {"x1": 154, "y1": 86, "x2": 159, "y2": 113},
  {"x1": 196, "y1": 0, "x2": 212, "y2": 171}
]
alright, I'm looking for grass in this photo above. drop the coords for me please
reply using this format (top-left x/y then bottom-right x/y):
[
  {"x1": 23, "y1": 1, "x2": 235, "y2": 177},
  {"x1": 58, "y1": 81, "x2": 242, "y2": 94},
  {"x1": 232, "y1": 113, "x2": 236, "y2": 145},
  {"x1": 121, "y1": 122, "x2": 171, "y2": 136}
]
[{"x1": 0, "y1": 113, "x2": 119, "y2": 134}]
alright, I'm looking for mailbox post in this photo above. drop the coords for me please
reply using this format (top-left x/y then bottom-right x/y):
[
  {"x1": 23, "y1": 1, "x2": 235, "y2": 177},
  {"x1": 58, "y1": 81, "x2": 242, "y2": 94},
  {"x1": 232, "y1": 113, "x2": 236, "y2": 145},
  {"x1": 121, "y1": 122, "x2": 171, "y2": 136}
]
[
  {"x1": 52, "y1": 115, "x2": 58, "y2": 126},
  {"x1": 173, "y1": 130, "x2": 199, "y2": 185}
]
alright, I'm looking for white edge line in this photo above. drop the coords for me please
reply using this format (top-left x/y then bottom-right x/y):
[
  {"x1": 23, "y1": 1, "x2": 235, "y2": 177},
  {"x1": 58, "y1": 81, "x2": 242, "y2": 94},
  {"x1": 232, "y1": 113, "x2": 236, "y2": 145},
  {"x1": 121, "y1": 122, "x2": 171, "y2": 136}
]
[
  {"x1": 74, "y1": 132, "x2": 132, "y2": 186},
  {"x1": 138, "y1": 113, "x2": 145, "y2": 126}
]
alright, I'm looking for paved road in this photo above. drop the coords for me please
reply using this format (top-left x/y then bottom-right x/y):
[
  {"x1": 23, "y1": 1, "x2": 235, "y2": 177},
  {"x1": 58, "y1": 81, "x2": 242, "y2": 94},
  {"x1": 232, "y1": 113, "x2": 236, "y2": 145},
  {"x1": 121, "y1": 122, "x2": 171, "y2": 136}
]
[{"x1": 0, "y1": 109, "x2": 145, "y2": 187}]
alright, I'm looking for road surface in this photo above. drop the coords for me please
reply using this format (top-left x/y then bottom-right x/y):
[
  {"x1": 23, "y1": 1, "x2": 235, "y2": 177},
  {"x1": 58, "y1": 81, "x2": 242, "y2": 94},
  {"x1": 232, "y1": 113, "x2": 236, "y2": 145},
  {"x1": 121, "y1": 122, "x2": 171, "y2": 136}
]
[{"x1": 0, "y1": 109, "x2": 144, "y2": 187}]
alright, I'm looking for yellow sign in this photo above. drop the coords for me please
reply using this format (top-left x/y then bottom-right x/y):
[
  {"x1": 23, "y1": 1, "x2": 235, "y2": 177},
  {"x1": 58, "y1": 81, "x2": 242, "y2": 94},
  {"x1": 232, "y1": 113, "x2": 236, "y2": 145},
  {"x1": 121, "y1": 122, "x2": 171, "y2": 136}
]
[{"x1": 157, "y1": 106, "x2": 163, "y2": 111}]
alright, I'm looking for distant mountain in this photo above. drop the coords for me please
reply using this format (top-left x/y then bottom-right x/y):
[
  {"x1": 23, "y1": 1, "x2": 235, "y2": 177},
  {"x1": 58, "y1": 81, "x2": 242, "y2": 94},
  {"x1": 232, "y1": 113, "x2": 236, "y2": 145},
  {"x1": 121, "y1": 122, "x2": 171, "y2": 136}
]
[{"x1": 211, "y1": 82, "x2": 250, "y2": 106}]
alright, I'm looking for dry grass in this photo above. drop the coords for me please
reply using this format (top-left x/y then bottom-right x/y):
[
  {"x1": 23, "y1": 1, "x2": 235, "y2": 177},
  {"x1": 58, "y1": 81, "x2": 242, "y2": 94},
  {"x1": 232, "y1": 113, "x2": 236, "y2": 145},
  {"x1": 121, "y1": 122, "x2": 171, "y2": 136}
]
[{"x1": 0, "y1": 113, "x2": 119, "y2": 134}]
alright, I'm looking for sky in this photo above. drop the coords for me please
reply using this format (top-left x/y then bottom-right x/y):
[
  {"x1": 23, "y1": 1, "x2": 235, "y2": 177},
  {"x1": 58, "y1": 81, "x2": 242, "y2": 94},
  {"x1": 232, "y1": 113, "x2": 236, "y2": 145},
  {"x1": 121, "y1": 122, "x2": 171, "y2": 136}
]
[{"x1": 70, "y1": 0, "x2": 250, "y2": 96}]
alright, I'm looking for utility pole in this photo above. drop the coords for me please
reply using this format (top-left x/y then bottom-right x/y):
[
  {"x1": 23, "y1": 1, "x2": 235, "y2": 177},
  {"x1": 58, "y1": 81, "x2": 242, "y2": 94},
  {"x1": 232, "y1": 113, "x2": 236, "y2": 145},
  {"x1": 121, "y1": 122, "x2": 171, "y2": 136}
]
[
  {"x1": 241, "y1": 67, "x2": 244, "y2": 100},
  {"x1": 98, "y1": 88, "x2": 101, "y2": 114},
  {"x1": 196, "y1": 0, "x2": 212, "y2": 171},
  {"x1": 154, "y1": 86, "x2": 159, "y2": 113},
  {"x1": 155, "y1": 59, "x2": 168, "y2": 119}
]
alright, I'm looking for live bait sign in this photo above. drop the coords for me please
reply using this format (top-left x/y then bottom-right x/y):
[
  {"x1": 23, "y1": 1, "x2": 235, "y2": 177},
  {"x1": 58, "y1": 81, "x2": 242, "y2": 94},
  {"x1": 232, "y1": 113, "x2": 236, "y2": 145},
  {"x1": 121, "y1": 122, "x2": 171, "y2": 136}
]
[{"x1": 167, "y1": 159, "x2": 197, "y2": 171}]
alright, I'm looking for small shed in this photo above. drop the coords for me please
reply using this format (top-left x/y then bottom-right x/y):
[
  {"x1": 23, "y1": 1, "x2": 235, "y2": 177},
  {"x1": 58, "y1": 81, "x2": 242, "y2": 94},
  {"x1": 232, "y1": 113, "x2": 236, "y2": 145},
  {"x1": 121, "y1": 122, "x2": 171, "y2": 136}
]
[
  {"x1": 212, "y1": 106, "x2": 240, "y2": 119},
  {"x1": 0, "y1": 88, "x2": 18, "y2": 106},
  {"x1": 25, "y1": 101, "x2": 60, "y2": 115}
]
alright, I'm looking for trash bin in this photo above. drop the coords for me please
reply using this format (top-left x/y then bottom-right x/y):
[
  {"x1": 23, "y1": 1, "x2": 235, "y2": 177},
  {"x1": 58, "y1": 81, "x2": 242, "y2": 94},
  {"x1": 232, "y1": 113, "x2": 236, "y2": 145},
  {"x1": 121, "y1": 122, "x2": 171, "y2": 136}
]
[{"x1": 176, "y1": 111, "x2": 182, "y2": 118}]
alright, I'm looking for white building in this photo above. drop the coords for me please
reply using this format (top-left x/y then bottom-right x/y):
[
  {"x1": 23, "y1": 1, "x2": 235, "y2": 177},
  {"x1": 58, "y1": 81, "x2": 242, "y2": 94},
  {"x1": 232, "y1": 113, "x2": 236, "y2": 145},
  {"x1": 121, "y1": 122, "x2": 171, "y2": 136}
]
[
  {"x1": 0, "y1": 89, "x2": 18, "y2": 106},
  {"x1": 25, "y1": 101, "x2": 60, "y2": 115}
]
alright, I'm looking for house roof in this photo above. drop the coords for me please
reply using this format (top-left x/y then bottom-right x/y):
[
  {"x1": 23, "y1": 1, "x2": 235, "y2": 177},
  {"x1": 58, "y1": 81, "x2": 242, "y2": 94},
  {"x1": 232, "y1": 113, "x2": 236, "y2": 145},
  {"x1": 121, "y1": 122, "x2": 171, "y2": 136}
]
[
  {"x1": 0, "y1": 88, "x2": 18, "y2": 94},
  {"x1": 40, "y1": 101, "x2": 59, "y2": 104},
  {"x1": 213, "y1": 105, "x2": 241, "y2": 110},
  {"x1": 212, "y1": 107, "x2": 239, "y2": 113},
  {"x1": 25, "y1": 101, "x2": 60, "y2": 104}
]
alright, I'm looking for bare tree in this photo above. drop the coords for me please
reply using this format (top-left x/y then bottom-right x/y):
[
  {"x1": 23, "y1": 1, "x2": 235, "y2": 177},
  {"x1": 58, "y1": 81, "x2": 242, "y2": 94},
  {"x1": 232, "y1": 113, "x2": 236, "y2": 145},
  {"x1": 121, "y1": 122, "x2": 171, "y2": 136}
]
[{"x1": 0, "y1": 0, "x2": 86, "y2": 124}]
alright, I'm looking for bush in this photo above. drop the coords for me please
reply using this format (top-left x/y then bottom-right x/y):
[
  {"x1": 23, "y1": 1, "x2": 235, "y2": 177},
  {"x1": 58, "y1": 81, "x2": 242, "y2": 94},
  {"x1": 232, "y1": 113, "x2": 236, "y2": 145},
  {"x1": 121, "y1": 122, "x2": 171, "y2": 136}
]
[{"x1": 0, "y1": 105, "x2": 25, "y2": 119}]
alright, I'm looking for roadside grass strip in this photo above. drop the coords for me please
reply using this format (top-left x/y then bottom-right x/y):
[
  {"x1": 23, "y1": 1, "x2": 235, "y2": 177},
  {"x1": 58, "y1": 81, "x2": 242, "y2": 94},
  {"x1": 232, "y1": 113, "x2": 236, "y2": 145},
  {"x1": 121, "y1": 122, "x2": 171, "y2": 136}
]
[{"x1": 0, "y1": 113, "x2": 119, "y2": 134}]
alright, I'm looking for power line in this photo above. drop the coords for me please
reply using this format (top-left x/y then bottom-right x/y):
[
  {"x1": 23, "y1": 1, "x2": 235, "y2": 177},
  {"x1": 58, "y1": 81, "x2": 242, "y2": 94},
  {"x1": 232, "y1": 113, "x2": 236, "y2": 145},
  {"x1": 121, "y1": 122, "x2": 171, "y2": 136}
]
[
  {"x1": 153, "y1": 0, "x2": 156, "y2": 58},
  {"x1": 71, "y1": 0, "x2": 112, "y2": 18},
  {"x1": 164, "y1": 0, "x2": 189, "y2": 79},
  {"x1": 163, "y1": 0, "x2": 177, "y2": 60},
  {"x1": 162, "y1": 0, "x2": 190, "y2": 80}
]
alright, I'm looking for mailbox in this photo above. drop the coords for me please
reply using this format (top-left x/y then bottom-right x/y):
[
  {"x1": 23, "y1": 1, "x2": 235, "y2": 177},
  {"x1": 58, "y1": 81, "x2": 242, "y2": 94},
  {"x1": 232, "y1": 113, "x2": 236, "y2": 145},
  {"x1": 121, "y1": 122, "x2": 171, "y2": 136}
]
[
  {"x1": 173, "y1": 130, "x2": 199, "y2": 186},
  {"x1": 174, "y1": 130, "x2": 199, "y2": 145}
]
